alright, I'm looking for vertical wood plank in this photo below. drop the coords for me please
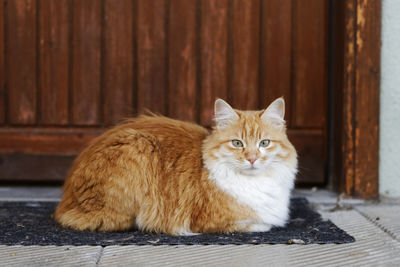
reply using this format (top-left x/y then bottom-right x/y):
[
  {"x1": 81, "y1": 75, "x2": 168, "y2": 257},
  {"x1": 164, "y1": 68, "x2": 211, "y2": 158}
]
[
  {"x1": 334, "y1": 0, "x2": 380, "y2": 198},
  {"x1": 292, "y1": 0, "x2": 329, "y2": 128},
  {"x1": 200, "y1": 0, "x2": 228, "y2": 126},
  {"x1": 339, "y1": 0, "x2": 356, "y2": 195},
  {"x1": 137, "y1": 0, "x2": 167, "y2": 115},
  {"x1": 353, "y1": 0, "x2": 380, "y2": 198},
  {"x1": 168, "y1": 0, "x2": 197, "y2": 122},
  {"x1": 0, "y1": 0, "x2": 4, "y2": 124},
  {"x1": 7, "y1": 0, "x2": 37, "y2": 125},
  {"x1": 103, "y1": 0, "x2": 134, "y2": 125},
  {"x1": 229, "y1": 0, "x2": 260, "y2": 110},
  {"x1": 259, "y1": 0, "x2": 292, "y2": 123},
  {"x1": 71, "y1": 0, "x2": 101, "y2": 125},
  {"x1": 38, "y1": 0, "x2": 69, "y2": 125}
]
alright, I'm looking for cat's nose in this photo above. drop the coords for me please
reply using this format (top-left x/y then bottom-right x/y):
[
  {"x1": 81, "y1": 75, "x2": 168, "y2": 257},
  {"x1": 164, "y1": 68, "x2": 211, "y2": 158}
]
[{"x1": 247, "y1": 158, "x2": 257, "y2": 165}]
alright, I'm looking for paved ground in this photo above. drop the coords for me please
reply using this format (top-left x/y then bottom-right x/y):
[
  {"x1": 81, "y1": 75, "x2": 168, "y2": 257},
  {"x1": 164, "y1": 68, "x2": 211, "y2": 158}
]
[{"x1": 0, "y1": 187, "x2": 399, "y2": 267}]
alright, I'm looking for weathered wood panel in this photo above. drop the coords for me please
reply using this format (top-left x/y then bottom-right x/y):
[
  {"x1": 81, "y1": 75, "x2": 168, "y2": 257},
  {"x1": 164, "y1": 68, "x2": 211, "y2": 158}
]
[
  {"x1": 7, "y1": 0, "x2": 37, "y2": 125},
  {"x1": 229, "y1": 0, "x2": 260, "y2": 110},
  {"x1": 292, "y1": 0, "x2": 328, "y2": 128},
  {"x1": 71, "y1": 0, "x2": 102, "y2": 125},
  {"x1": 137, "y1": 0, "x2": 167, "y2": 115},
  {"x1": 333, "y1": 0, "x2": 380, "y2": 198},
  {"x1": 259, "y1": 0, "x2": 292, "y2": 124},
  {"x1": 168, "y1": 0, "x2": 198, "y2": 122},
  {"x1": 38, "y1": 0, "x2": 70, "y2": 125},
  {"x1": 103, "y1": 0, "x2": 135, "y2": 125},
  {"x1": 200, "y1": 0, "x2": 228, "y2": 126},
  {"x1": 340, "y1": 0, "x2": 357, "y2": 196},
  {"x1": 353, "y1": 0, "x2": 380, "y2": 198}
]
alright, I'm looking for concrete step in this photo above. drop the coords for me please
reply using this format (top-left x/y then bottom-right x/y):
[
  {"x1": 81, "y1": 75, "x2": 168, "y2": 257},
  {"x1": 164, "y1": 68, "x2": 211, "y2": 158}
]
[{"x1": 356, "y1": 205, "x2": 400, "y2": 241}]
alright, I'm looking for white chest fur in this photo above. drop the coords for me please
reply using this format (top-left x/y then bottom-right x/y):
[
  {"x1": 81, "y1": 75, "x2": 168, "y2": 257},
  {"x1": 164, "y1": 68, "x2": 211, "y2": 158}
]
[{"x1": 208, "y1": 163, "x2": 296, "y2": 228}]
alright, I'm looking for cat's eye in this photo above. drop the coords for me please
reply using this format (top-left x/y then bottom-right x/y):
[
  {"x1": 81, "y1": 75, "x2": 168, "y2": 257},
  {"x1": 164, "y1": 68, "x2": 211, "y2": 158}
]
[
  {"x1": 232, "y1": 140, "x2": 244, "y2": 147},
  {"x1": 259, "y1": 139, "x2": 270, "y2": 148}
]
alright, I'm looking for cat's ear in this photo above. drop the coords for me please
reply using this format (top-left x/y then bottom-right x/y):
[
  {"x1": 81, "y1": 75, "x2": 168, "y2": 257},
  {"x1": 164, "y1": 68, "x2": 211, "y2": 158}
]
[
  {"x1": 261, "y1": 98, "x2": 285, "y2": 127},
  {"x1": 214, "y1": 99, "x2": 239, "y2": 129}
]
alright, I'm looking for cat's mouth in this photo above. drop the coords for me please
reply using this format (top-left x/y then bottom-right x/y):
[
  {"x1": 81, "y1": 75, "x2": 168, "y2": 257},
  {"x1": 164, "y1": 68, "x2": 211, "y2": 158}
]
[
  {"x1": 239, "y1": 164, "x2": 269, "y2": 175},
  {"x1": 242, "y1": 165, "x2": 260, "y2": 173}
]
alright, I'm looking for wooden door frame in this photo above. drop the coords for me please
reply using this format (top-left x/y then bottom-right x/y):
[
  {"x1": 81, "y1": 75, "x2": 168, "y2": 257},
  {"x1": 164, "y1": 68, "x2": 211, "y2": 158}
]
[{"x1": 332, "y1": 0, "x2": 381, "y2": 198}]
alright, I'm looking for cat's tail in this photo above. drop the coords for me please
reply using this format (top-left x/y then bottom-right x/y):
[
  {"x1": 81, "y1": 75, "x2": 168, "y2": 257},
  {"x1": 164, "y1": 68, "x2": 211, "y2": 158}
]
[
  {"x1": 54, "y1": 196, "x2": 135, "y2": 232},
  {"x1": 54, "y1": 203, "x2": 103, "y2": 231}
]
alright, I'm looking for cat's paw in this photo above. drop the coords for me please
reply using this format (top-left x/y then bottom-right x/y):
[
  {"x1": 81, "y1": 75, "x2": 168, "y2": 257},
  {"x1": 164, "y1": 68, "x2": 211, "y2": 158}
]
[
  {"x1": 181, "y1": 232, "x2": 200, "y2": 236},
  {"x1": 175, "y1": 227, "x2": 200, "y2": 236},
  {"x1": 249, "y1": 223, "x2": 272, "y2": 232}
]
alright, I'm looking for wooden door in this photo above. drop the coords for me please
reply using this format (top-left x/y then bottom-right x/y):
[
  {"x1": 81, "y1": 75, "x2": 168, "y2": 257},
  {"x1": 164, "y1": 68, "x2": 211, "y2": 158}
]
[{"x1": 0, "y1": 0, "x2": 329, "y2": 184}]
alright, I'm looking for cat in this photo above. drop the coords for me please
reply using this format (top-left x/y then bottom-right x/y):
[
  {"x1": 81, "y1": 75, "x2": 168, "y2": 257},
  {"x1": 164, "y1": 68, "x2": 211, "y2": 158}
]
[{"x1": 54, "y1": 98, "x2": 297, "y2": 235}]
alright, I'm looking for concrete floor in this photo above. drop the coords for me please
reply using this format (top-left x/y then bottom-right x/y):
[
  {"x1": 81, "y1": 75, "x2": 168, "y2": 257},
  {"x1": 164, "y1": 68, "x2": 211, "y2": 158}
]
[{"x1": 0, "y1": 187, "x2": 399, "y2": 267}]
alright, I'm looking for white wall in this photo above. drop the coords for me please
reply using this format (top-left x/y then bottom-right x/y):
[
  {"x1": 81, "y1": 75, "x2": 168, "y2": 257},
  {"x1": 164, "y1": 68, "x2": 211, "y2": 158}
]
[{"x1": 379, "y1": 0, "x2": 400, "y2": 198}]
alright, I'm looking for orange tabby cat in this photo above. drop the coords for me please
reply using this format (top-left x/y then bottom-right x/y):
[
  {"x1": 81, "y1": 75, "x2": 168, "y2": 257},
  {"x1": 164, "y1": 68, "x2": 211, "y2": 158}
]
[{"x1": 54, "y1": 98, "x2": 297, "y2": 234}]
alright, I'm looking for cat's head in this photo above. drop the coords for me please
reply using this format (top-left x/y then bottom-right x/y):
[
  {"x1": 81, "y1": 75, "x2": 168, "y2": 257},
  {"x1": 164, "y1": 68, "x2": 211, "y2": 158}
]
[{"x1": 203, "y1": 98, "x2": 297, "y2": 176}]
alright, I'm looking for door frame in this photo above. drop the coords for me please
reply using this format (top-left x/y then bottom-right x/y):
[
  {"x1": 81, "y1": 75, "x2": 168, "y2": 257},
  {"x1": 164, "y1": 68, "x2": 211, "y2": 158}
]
[{"x1": 332, "y1": 0, "x2": 381, "y2": 198}]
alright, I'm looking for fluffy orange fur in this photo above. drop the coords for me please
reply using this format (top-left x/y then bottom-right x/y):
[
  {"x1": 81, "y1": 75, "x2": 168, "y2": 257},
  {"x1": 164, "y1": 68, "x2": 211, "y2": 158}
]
[{"x1": 54, "y1": 99, "x2": 297, "y2": 234}]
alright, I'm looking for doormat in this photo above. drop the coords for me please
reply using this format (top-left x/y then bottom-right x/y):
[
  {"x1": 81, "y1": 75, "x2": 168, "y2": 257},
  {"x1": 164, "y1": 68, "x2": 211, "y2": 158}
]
[{"x1": 0, "y1": 198, "x2": 355, "y2": 245}]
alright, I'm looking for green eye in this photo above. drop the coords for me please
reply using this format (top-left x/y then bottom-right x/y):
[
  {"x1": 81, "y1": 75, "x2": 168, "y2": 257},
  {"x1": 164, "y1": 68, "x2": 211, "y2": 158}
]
[
  {"x1": 232, "y1": 140, "x2": 244, "y2": 147},
  {"x1": 259, "y1": 139, "x2": 270, "y2": 148}
]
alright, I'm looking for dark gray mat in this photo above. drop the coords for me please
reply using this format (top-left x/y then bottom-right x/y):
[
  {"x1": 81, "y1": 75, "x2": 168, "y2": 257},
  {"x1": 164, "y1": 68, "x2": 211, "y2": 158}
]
[{"x1": 0, "y1": 198, "x2": 355, "y2": 245}]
